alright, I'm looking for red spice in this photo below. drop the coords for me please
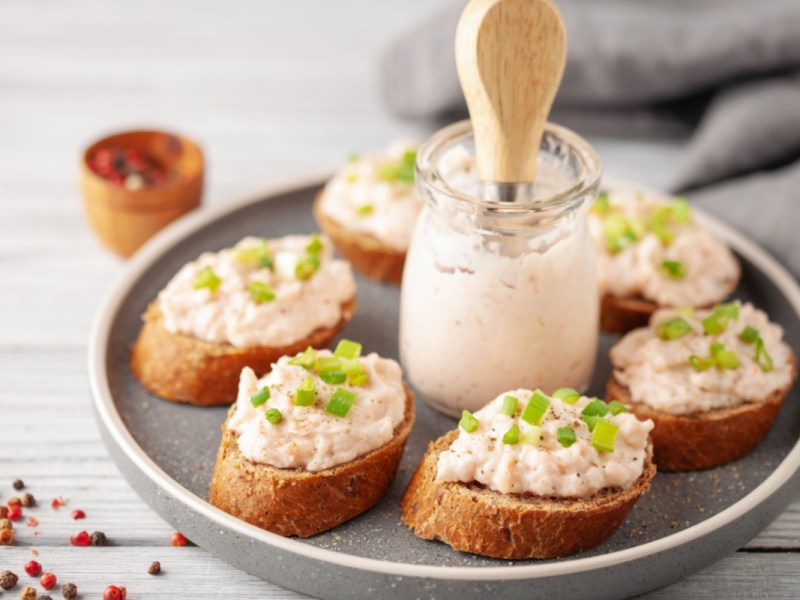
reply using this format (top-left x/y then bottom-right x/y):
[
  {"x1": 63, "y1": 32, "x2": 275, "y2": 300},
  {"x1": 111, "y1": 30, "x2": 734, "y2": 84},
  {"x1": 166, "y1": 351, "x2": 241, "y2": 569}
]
[
  {"x1": 170, "y1": 531, "x2": 188, "y2": 547},
  {"x1": 88, "y1": 146, "x2": 176, "y2": 190},
  {"x1": 26, "y1": 517, "x2": 38, "y2": 527},
  {"x1": 103, "y1": 584, "x2": 127, "y2": 600},
  {"x1": 0, "y1": 529, "x2": 13, "y2": 545},
  {"x1": 0, "y1": 506, "x2": 7, "y2": 519},
  {"x1": 23, "y1": 560, "x2": 42, "y2": 577},
  {"x1": 40, "y1": 572, "x2": 57, "y2": 590},
  {"x1": 69, "y1": 531, "x2": 91, "y2": 547},
  {"x1": 71, "y1": 510, "x2": 86, "y2": 520},
  {"x1": 51, "y1": 497, "x2": 64, "y2": 509},
  {"x1": 8, "y1": 505, "x2": 22, "y2": 521},
  {"x1": 7, "y1": 497, "x2": 21, "y2": 507}
]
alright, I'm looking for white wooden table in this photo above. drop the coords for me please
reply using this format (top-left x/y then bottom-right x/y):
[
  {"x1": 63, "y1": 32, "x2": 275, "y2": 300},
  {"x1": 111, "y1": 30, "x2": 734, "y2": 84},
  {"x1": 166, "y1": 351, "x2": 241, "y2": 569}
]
[{"x1": 1, "y1": 1, "x2": 798, "y2": 597}]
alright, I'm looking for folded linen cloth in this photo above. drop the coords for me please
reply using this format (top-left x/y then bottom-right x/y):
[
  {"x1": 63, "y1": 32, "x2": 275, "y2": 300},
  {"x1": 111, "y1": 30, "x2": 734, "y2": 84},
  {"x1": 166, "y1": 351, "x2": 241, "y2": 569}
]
[{"x1": 381, "y1": 0, "x2": 800, "y2": 277}]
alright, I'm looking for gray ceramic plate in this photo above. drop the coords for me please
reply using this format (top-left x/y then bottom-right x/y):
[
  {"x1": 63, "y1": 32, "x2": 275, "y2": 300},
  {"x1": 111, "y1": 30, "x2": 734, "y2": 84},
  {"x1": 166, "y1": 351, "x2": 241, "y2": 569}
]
[{"x1": 89, "y1": 176, "x2": 800, "y2": 600}]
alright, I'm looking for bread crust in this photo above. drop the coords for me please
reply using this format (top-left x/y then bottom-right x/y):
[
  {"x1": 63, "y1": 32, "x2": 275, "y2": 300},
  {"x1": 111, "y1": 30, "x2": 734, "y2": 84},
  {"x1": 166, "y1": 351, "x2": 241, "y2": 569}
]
[
  {"x1": 401, "y1": 430, "x2": 656, "y2": 560},
  {"x1": 209, "y1": 387, "x2": 415, "y2": 537},
  {"x1": 313, "y1": 192, "x2": 406, "y2": 284},
  {"x1": 130, "y1": 298, "x2": 356, "y2": 405},
  {"x1": 606, "y1": 354, "x2": 797, "y2": 471}
]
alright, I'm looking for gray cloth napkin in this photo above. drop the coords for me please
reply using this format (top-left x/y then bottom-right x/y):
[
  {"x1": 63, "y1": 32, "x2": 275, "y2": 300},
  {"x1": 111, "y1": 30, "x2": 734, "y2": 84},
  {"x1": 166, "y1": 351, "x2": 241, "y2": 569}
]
[{"x1": 381, "y1": 0, "x2": 800, "y2": 277}]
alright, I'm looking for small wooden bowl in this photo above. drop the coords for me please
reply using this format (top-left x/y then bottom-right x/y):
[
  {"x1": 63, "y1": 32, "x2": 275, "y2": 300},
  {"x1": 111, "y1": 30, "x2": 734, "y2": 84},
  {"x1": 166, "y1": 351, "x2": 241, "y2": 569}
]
[{"x1": 80, "y1": 129, "x2": 204, "y2": 257}]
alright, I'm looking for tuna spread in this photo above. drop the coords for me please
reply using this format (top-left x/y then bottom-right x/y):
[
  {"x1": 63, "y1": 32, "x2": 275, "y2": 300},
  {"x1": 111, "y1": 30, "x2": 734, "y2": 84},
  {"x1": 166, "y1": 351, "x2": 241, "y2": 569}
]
[
  {"x1": 611, "y1": 301, "x2": 794, "y2": 415},
  {"x1": 158, "y1": 235, "x2": 355, "y2": 348},
  {"x1": 436, "y1": 389, "x2": 653, "y2": 497},
  {"x1": 318, "y1": 141, "x2": 423, "y2": 251},
  {"x1": 228, "y1": 348, "x2": 407, "y2": 471},
  {"x1": 589, "y1": 184, "x2": 738, "y2": 307}
]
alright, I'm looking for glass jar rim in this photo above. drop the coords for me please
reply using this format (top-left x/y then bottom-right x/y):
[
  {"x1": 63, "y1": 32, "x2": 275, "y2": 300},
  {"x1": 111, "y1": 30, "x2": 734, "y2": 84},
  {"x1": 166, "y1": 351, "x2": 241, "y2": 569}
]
[{"x1": 415, "y1": 119, "x2": 602, "y2": 214}]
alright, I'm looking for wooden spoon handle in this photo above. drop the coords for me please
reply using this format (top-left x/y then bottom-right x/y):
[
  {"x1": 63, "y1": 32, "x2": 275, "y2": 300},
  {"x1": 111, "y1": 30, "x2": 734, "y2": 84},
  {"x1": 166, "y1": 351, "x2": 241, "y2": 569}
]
[{"x1": 456, "y1": 0, "x2": 567, "y2": 185}]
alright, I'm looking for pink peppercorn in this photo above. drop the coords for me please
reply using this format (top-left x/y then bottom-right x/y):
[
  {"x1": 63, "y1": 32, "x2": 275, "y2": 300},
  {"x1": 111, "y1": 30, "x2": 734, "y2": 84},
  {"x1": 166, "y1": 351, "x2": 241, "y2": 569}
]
[{"x1": 69, "y1": 530, "x2": 91, "y2": 546}]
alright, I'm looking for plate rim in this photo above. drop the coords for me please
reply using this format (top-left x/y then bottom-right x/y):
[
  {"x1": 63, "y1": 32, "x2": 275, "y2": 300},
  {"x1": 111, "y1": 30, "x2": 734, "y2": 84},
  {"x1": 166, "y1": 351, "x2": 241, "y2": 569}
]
[{"x1": 88, "y1": 174, "x2": 800, "y2": 582}]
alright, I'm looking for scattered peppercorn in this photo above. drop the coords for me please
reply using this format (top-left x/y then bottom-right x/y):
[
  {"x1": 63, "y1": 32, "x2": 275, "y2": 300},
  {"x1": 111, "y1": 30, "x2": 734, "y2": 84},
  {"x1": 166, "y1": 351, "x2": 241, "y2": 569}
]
[
  {"x1": 0, "y1": 569, "x2": 18, "y2": 590},
  {"x1": 26, "y1": 516, "x2": 39, "y2": 528},
  {"x1": 40, "y1": 573, "x2": 57, "y2": 590},
  {"x1": 170, "y1": 531, "x2": 188, "y2": 547},
  {"x1": 24, "y1": 561, "x2": 42, "y2": 577},
  {"x1": 103, "y1": 584, "x2": 127, "y2": 600},
  {"x1": 39, "y1": 595, "x2": 53, "y2": 600},
  {"x1": 8, "y1": 505, "x2": 23, "y2": 521},
  {"x1": 51, "y1": 498, "x2": 64, "y2": 510},
  {"x1": 12, "y1": 479, "x2": 24, "y2": 491},
  {"x1": 20, "y1": 585, "x2": 37, "y2": 600},
  {"x1": 8, "y1": 497, "x2": 22, "y2": 507},
  {"x1": 0, "y1": 506, "x2": 8, "y2": 519},
  {"x1": 0, "y1": 528, "x2": 14, "y2": 545},
  {"x1": 60, "y1": 582, "x2": 78, "y2": 599},
  {"x1": 69, "y1": 531, "x2": 90, "y2": 547},
  {"x1": 147, "y1": 561, "x2": 161, "y2": 575},
  {"x1": 89, "y1": 146, "x2": 176, "y2": 190},
  {"x1": 90, "y1": 531, "x2": 107, "y2": 546},
  {"x1": 0, "y1": 518, "x2": 12, "y2": 530},
  {"x1": 71, "y1": 510, "x2": 85, "y2": 520},
  {"x1": 21, "y1": 493, "x2": 35, "y2": 508}
]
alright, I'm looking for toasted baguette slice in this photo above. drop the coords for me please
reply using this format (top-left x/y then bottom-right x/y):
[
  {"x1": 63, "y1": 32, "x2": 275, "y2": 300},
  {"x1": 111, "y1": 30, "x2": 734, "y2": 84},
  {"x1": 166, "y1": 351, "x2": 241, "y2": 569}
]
[
  {"x1": 130, "y1": 298, "x2": 356, "y2": 406},
  {"x1": 401, "y1": 430, "x2": 655, "y2": 560},
  {"x1": 606, "y1": 355, "x2": 796, "y2": 471},
  {"x1": 209, "y1": 386, "x2": 414, "y2": 537},
  {"x1": 313, "y1": 192, "x2": 405, "y2": 284}
]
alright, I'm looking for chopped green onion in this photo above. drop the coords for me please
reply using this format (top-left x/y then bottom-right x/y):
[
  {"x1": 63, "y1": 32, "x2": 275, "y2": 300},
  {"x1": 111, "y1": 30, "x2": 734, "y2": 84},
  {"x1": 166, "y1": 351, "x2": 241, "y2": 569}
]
[
  {"x1": 656, "y1": 317, "x2": 693, "y2": 340},
  {"x1": 502, "y1": 424, "x2": 520, "y2": 445},
  {"x1": 295, "y1": 253, "x2": 321, "y2": 280},
  {"x1": 193, "y1": 266, "x2": 221, "y2": 292},
  {"x1": 556, "y1": 426, "x2": 577, "y2": 448},
  {"x1": 377, "y1": 150, "x2": 417, "y2": 183},
  {"x1": 340, "y1": 357, "x2": 369, "y2": 386},
  {"x1": 249, "y1": 281, "x2": 276, "y2": 304},
  {"x1": 459, "y1": 410, "x2": 479, "y2": 433},
  {"x1": 755, "y1": 338, "x2": 774, "y2": 372},
  {"x1": 713, "y1": 302, "x2": 740, "y2": 321},
  {"x1": 519, "y1": 424, "x2": 542, "y2": 446},
  {"x1": 608, "y1": 400, "x2": 629, "y2": 415},
  {"x1": 501, "y1": 395, "x2": 518, "y2": 416},
  {"x1": 334, "y1": 339, "x2": 362, "y2": 359},
  {"x1": 356, "y1": 204, "x2": 374, "y2": 215},
  {"x1": 378, "y1": 163, "x2": 400, "y2": 181},
  {"x1": 552, "y1": 388, "x2": 580, "y2": 404},
  {"x1": 581, "y1": 399, "x2": 610, "y2": 418},
  {"x1": 235, "y1": 239, "x2": 273, "y2": 269},
  {"x1": 590, "y1": 192, "x2": 611, "y2": 215},
  {"x1": 265, "y1": 408, "x2": 282, "y2": 424},
  {"x1": 670, "y1": 198, "x2": 692, "y2": 223},
  {"x1": 325, "y1": 387, "x2": 356, "y2": 417},
  {"x1": 317, "y1": 355, "x2": 342, "y2": 373},
  {"x1": 739, "y1": 325, "x2": 760, "y2": 344},
  {"x1": 709, "y1": 342, "x2": 726, "y2": 357},
  {"x1": 604, "y1": 215, "x2": 641, "y2": 253},
  {"x1": 288, "y1": 346, "x2": 317, "y2": 371},
  {"x1": 293, "y1": 377, "x2": 316, "y2": 406},
  {"x1": 591, "y1": 421, "x2": 619, "y2": 453},
  {"x1": 250, "y1": 387, "x2": 270, "y2": 407},
  {"x1": 689, "y1": 355, "x2": 715, "y2": 371},
  {"x1": 320, "y1": 370, "x2": 347, "y2": 384},
  {"x1": 306, "y1": 234, "x2": 324, "y2": 255},
  {"x1": 521, "y1": 390, "x2": 551, "y2": 426},
  {"x1": 347, "y1": 152, "x2": 360, "y2": 163},
  {"x1": 661, "y1": 259, "x2": 685, "y2": 279},
  {"x1": 345, "y1": 173, "x2": 358, "y2": 184},
  {"x1": 702, "y1": 313, "x2": 726, "y2": 335},
  {"x1": 582, "y1": 415, "x2": 606, "y2": 432},
  {"x1": 716, "y1": 349, "x2": 740, "y2": 370}
]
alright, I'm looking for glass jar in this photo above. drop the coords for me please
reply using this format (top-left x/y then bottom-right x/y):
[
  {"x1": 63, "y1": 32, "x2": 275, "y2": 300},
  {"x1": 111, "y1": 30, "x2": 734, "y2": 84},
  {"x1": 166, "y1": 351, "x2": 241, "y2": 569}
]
[{"x1": 399, "y1": 120, "x2": 602, "y2": 417}]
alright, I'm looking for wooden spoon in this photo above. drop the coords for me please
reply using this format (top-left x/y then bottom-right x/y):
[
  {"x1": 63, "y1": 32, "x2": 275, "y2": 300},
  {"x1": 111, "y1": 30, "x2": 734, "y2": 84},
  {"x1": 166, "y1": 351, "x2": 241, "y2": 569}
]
[{"x1": 455, "y1": 0, "x2": 567, "y2": 199}]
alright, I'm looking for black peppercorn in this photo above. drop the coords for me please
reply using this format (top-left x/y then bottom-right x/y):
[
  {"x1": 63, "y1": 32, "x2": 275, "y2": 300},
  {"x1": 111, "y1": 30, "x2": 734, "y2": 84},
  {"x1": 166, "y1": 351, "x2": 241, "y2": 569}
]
[
  {"x1": 0, "y1": 569, "x2": 18, "y2": 590},
  {"x1": 21, "y1": 493, "x2": 35, "y2": 508},
  {"x1": 147, "y1": 560, "x2": 161, "y2": 575},
  {"x1": 61, "y1": 582, "x2": 78, "y2": 599},
  {"x1": 90, "y1": 530, "x2": 107, "y2": 546},
  {"x1": 12, "y1": 479, "x2": 24, "y2": 490},
  {"x1": 39, "y1": 595, "x2": 53, "y2": 600}
]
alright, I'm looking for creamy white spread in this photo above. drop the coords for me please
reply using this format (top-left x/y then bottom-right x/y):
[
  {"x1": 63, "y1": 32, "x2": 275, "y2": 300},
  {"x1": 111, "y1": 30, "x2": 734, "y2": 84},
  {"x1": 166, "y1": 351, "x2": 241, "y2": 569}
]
[
  {"x1": 228, "y1": 351, "x2": 407, "y2": 471},
  {"x1": 436, "y1": 390, "x2": 653, "y2": 497},
  {"x1": 611, "y1": 302, "x2": 794, "y2": 415},
  {"x1": 589, "y1": 185, "x2": 738, "y2": 306},
  {"x1": 400, "y1": 149, "x2": 598, "y2": 415},
  {"x1": 158, "y1": 235, "x2": 355, "y2": 348},
  {"x1": 318, "y1": 141, "x2": 423, "y2": 251}
]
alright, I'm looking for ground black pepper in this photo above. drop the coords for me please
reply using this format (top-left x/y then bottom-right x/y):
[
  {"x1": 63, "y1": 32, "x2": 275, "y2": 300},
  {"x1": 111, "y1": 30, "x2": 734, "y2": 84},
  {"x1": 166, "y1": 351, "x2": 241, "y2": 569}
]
[
  {"x1": 147, "y1": 561, "x2": 161, "y2": 575},
  {"x1": 90, "y1": 531, "x2": 107, "y2": 546},
  {"x1": 12, "y1": 479, "x2": 24, "y2": 490},
  {"x1": 60, "y1": 582, "x2": 78, "y2": 599},
  {"x1": 0, "y1": 569, "x2": 18, "y2": 589}
]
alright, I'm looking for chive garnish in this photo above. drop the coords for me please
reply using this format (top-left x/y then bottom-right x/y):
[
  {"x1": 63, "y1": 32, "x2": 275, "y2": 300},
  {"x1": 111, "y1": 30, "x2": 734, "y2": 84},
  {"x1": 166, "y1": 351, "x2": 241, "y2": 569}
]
[
  {"x1": 249, "y1": 281, "x2": 276, "y2": 304},
  {"x1": 340, "y1": 357, "x2": 369, "y2": 386},
  {"x1": 755, "y1": 338, "x2": 774, "y2": 372},
  {"x1": 591, "y1": 421, "x2": 619, "y2": 453},
  {"x1": 235, "y1": 239, "x2": 273, "y2": 269},
  {"x1": 320, "y1": 370, "x2": 347, "y2": 384},
  {"x1": 519, "y1": 424, "x2": 542, "y2": 446},
  {"x1": 608, "y1": 400, "x2": 629, "y2": 415},
  {"x1": 325, "y1": 388, "x2": 356, "y2": 418},
  {"x1": 581, "y1": 399, "x2": 610, "y2": 418},
  {"x1": 377, "y1": 149, "x2": 416, "y2": 183},
  {"x1": 347, "y1": 152, "x2": 360, "y2": 163},
  {"x1": 459, "y1": 410, "x2": 479, "y2": 433},
  {"x1": 661, "y1": 259, "x2": 685, "y2": 279},
  {"x1": 250, "y1": 387, "x2": 270, "y2": 407},
  {"x1": 356, "y1": 204, "x2": 374, "y2": 215},
  {"x1": 739, "y1": 325, "x2": 760, "y2": 344},
  {"x1": 306, "y1": 234, "x2": 324, "y2": 255},
  {"x1": 265, "y1": 408, "x2": 282, "y2": 424},
  {"x1": 552, "y1": 388, "x2": 580, "y2": 404},
  {"x1": 670, "y1": 198, "x2": 692, "y2": 223},
  {"x1": 716, "y1": 349, "x2": 740, "y2": 370},
  {"x1": 689, "y1": 355, "x2": 715, "y2": 371},
  {"x1": 317, "y1": 355, "x2": 342, "y2": 373},
  {"x1": 289, "y1": 347, "x2": 317, "y2": 371},
  {"x1": 501, "y1": 395, "x2": 518, "y2": 416},
  {"x1": 334, "y1": 339, "x2": 362, "y2": 359},
  {"x1": 701, "y1": 314, "x2": 726, "y2": 335},
  {"x1": 582, "y1": 415, "x2": 606, "y2": 432},
  {"x1": 295, "y1": 253, "x2": 321, "y2": 280},
  {"x1": 556, "y1": 426, "x2": 577, "y2": 448},
  {"x1": 502, "y1": 424, "x2": 520, "y2": 445},
  {"x1": 521, "y1": 390, "x2": 550, "y2": 426},
  {"x1": 590, "y1": 192, "x2": 611, "y2": 215},
  {"x1": 293, "y1": 377, "x2": 316, "y2": 406},
  {"x1": 714, "y1": 302, "x2": 739, "y2": 321},
  {"x1": 656, "y1": 317, "x2": 692, "y2": 340},
  {"x1": 193, "y1": 266, "x2": 221, "y2": 292}
]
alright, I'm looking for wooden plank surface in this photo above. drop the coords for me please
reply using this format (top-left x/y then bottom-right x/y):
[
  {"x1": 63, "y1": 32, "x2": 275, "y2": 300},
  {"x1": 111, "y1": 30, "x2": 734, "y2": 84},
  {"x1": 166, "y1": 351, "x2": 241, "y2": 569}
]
[{"x1": 0, "y1": 0, "x2": 798, "y2": 598}]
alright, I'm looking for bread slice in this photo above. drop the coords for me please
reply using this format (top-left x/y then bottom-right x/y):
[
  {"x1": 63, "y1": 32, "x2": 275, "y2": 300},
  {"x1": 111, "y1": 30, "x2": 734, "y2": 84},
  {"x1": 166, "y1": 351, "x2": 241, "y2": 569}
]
[
  {"x1": 600, "y1": 293, "x2": 659, "y2": 334},
  {"x1": 209, "y1": 386, "x2": 415, "y2": 537},
  {"x1": 401, "y1": 430, "x2": 656, "y2": 560},
  {"x1": 606, "y1": 354, "x2": 797, "y2": 471},
  {"x1": 130, "y1": 298, "x2": 356, "y2": 406},
  {"x1": 313, "y1": 192, "x2": 405, "y2": 284}
]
